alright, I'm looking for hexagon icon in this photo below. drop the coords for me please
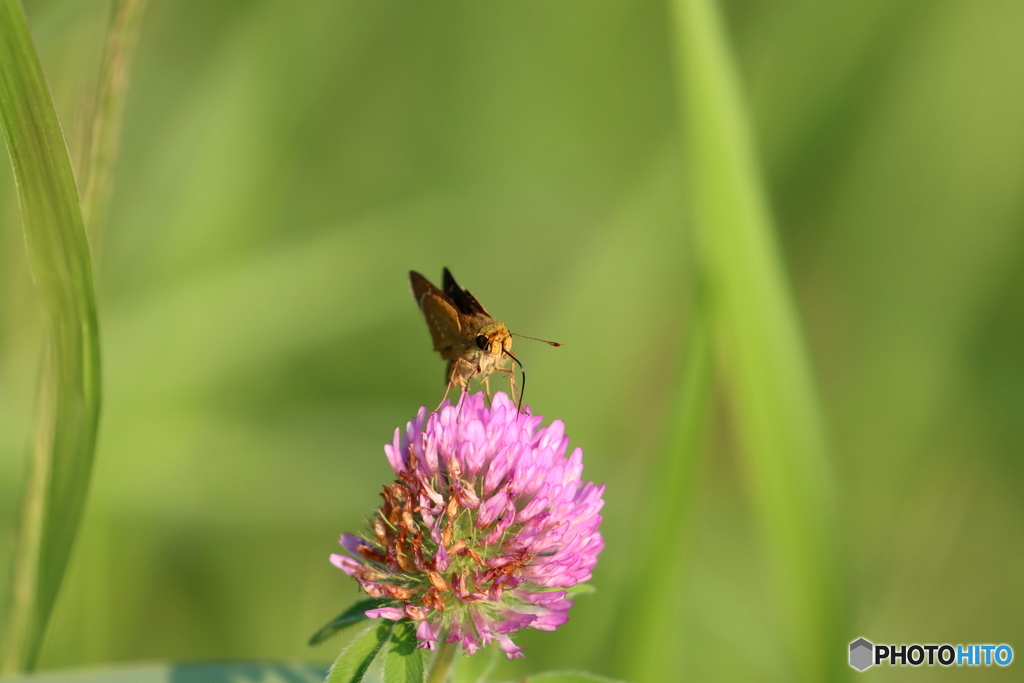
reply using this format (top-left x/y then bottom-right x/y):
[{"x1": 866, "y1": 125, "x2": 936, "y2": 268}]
[{"x1": 849, "y1": 638, "x2": 874, "y2": 671}]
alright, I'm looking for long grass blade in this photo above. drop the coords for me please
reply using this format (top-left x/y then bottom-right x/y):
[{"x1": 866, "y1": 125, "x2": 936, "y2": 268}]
[
  {"x1": 617, "y1": 288, "x2": 713, "y2": 681},
  {"x1": 668, "y1": 0, "x2": 844, "y2": 680},
  {"x1": 0, "y1": 0, "x2": 102, "y2": 672},
  {"x1": 79, "y1": 0, "x2": 147, "y2": 244}
]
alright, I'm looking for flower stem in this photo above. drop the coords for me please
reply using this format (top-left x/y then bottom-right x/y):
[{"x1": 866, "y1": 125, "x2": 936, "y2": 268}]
[{"x1": 426, "y1": 640, "x2": 457, "y2": 683}]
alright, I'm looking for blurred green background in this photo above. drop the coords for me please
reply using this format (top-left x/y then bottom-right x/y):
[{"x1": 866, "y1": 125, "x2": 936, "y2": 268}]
[{"x1": 2, "y1": 0, "x2": 1024, "y2": 680}]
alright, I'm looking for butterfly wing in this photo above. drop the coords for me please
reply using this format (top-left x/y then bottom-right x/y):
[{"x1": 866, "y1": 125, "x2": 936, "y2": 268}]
[
  {"x1": 442, "y1": 267, "x2": 491, "y2": 317},
  {"x1": 410, "y1": 271, "x2": 464, "y2": 357},
  {"x1": 410, "y1": 270, "x2": 444, "y2": 304}
]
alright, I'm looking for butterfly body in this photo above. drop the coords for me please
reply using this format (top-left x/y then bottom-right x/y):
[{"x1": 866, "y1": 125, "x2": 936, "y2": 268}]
[{"x1": 409, "y1": 268, "x2": 515, "y2": 397}]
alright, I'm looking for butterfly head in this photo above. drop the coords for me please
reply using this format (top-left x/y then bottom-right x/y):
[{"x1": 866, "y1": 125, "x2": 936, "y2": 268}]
[{"x1": 474, "y1": 322, "x2": 512, "y2": 359}]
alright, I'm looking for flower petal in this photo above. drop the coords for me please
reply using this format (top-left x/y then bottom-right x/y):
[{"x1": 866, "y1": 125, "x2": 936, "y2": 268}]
[
  {"x1": 496, "y1": 634, "x2": 525, "y2": 659},
  {"x1": 329, "y1": 553, "x2": 364, "y2": 576},
  {"x1": 365, "y1": 606, "x2": 405, "y2": 620}
]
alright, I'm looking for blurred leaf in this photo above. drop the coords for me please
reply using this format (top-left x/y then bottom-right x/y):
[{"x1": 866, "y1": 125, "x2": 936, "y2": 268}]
[
  {"x1": 381, "y1": 620, "x2": 424, "y2": 683},
  {"x1": 0, "y1": 661, "x2": 327, "y2": 682},
  {"x1": 79, "y1": 0, "x2": 148, "y2": 244},
  {"x1": 0, "y1": 0, "x2": 101, "y2": 673},
  {"x1": 309, "y1": 598, "x2": 391, "y2": 646},
  {"x1": 504, "y1": 672, "x2": 626, "y2": 683},
  {"x1": 563, "y1": 584, "x2": 595, "y2": 598},
  {"x1": 451, "y1": 644, "x2": 497, "y2": 683},
  {"x1": 325, "y1": 621, "x2": 392, "y2": 683},
  {"x1": 530, "y1": 584, "x2": 594, "y2": 598},
  {"x1": 668, "y1": 0, "x2": 842, "y2": 681},
  {"x1": 617, "y1": 294, "x2": 711, "y2": 681}
]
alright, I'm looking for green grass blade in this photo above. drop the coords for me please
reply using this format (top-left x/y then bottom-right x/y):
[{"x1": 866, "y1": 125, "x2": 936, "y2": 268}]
[
  {"x1": 0, "y1": 0, "x2": 102, "y2": 672},
  {"x1": 617, "y1": 290, "x2": 713, "y2": 681},
  {"x1": 668, "y1": 0, "x2": 843, "y2": 680},
  {"x1": 79, "y1": 0, "x2": 147, "y2": 244}
]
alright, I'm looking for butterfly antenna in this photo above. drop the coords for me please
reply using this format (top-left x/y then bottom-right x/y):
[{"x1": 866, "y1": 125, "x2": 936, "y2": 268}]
[
  {"x1": 510, "y1": 332, "x2": 562, "y2": 347},
  {"x1": 503, "y1": 349, "x2": 526, "y2": 412}
]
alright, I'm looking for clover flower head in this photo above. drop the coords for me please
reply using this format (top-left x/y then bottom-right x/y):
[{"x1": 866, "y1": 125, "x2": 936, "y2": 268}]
[{"x1": 331, "y1": 392, "x2": 604, "y2": 659}]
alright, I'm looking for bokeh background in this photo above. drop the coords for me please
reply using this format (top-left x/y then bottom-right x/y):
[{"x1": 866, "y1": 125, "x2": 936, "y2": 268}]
[{"x1": 2, "y1": 0, "x2": 1024, "y2": 681}]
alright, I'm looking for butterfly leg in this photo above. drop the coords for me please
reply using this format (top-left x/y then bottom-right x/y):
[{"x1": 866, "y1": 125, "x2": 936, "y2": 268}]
[
  {"x1": 446, "y1": 358, "x2": 475, "y2": 415},
  {"x1": 507, "y1": 369, "x2": 518, "y2": 406},
  {"x1": 483, "y1": 373, "x2": 493, "y2": 404},
  {"x1": 489, "y1": 365, "x2": 517, "y2": 405},
  {"x1": 446, "y1": 359, "x2": 475, "y2": 391},
  {"x1": 436, "y1": 382, "x2": 454, "y2": 412}
]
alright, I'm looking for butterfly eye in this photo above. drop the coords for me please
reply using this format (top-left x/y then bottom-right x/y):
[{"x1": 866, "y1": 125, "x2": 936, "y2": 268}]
[{"x1": 475, "y1": 335, "x2": 490, "y2": 350}]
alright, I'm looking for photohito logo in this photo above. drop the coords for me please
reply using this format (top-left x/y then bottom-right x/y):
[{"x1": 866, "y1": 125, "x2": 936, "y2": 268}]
[{"x1": 849, "y1": 638, "x2": 1013, "y2": 671}]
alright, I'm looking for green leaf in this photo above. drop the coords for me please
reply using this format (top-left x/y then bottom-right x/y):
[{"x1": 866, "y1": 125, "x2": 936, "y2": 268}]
[
  {"x1": 382, "y1": 620, "x2": 425, "y2": 683},
  {"x1": 325, "y1": 620, "x2": 393, "y2": 683},
  {"x1": 504, "y1": 672, "x2": 627, "y2": 683},
  {"x1": 309, "y1": 598, "x2": 392, "y2": 646},
  {"x1": 0, "y1": 0, "x2": 102, "y2": 673}
]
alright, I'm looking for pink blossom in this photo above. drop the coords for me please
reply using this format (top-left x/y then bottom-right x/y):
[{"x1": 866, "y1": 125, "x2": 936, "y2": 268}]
[{"x1": 331, "y1": 392, "x2": 604, "y2": 658}]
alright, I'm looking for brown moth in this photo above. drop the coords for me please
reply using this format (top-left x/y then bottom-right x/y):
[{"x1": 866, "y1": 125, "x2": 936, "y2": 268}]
[{"x1": 409, "y1": 268, "x2": 559, "y2": 408}]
